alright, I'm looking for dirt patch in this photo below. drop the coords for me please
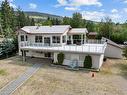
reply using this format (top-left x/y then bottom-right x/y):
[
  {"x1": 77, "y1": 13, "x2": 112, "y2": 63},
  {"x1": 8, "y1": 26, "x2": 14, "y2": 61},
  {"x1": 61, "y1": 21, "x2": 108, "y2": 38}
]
[
  {"x1": 13, "y1": 59, "x2": 127, "y2": 95},
  {"x1": 0, "y1": 56, "x2": 32, "y2": 89}
]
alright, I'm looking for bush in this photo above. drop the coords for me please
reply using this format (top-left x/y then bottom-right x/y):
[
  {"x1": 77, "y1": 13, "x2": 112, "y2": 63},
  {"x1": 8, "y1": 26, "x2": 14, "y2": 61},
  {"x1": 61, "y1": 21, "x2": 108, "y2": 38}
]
[
  {"x1": 0, "y1": 38, "x2": 17, "y2": 58},
  {"x1": 84, "y1": 55, "x2": 92, "y2": 68},
  {"x1": 57, "y1": 52, "x2": 64, "y2": 65}
]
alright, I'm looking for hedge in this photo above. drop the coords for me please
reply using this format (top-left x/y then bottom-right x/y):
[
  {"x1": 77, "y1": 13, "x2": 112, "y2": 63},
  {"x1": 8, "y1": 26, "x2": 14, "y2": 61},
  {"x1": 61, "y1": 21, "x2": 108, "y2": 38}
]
[
  {"x1": 57, "y1": 52, "x2": 64, "y2": 65},
  {"x1": 84, "y1": 55, "x2": 92, "y2": 68}
]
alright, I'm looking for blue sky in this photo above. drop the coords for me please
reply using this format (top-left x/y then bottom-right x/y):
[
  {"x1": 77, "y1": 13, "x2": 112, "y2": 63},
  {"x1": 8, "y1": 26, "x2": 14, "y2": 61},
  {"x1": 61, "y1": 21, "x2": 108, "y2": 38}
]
[{"x1": 1, "y1": 0, "x2": 127, "y2": 23}]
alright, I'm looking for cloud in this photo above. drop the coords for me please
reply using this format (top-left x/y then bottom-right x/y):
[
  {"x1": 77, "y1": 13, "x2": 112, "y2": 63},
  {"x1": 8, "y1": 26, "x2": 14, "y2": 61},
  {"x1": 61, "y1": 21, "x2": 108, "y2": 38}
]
[
  {"x1": 0, "y1": 0, "x2": 14, "y2": 3},
  {"x1": 55, "y1": 0, "x2": 102, "y2": 8},
  {"x1": 123, "y1": 8, "x2": 127, "y2": 12},
  {"x1": 29, "y1": 3, "x2": 37, "y2": 9},
  {"x1": 123, "y1": 0, "x2": 127, "y2": 3},
  {"x1": 81, "y1": 11, "x2": 121, "y2": 22},
  {"x1": 111, "y1": 9, "x2": 118, "y2": 13},
  {"x1": 65, "y1": 7, "x2": 80, "y2": 11},
  {"x1": 10, "y1": 3, "x2": 16, "y2": 8},
  {"x1": 0, "y1": 0, "x2": 17, "y2": 9}
]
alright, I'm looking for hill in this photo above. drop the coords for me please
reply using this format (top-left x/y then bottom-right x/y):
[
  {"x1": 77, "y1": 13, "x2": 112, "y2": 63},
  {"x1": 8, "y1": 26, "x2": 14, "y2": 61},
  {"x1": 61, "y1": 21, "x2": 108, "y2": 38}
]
[{"x1": 24, "y1": 11, "x2": 63, "y2": 20}]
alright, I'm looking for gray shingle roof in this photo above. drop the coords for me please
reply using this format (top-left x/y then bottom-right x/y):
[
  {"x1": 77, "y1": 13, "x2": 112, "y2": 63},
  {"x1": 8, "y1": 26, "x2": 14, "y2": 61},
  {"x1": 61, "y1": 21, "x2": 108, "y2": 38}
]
[{"x1": 21, "y1": 25, "x2": 71, "y2": 34}]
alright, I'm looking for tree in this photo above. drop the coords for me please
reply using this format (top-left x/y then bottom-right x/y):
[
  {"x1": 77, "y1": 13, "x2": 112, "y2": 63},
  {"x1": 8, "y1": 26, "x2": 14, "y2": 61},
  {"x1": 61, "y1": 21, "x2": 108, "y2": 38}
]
[
  {"x1": 71, "y1": 12, "x2": 83, "y2": 28},
  {"x1": 99, "y1": 17, "x2": 113, "y2": 39},
  {"x1": 16, "y1": 8, "x2": 27, "y2": 28},
  {"x1": 31, "y1": 18, "x2": 35, "y2": 26},
  {"x1": 86, "y1": 21, "x2": 95, "y2": 32},
  {"x1": 1, "y1": 0, "x2": 15, "y2": 37},
  {"x1": 62, "y1": 16, "x2": 71, "y2": 25}
]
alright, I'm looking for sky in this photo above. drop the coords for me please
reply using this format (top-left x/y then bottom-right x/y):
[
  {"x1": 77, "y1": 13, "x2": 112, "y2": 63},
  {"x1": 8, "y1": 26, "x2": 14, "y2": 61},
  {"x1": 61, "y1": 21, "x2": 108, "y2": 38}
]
[{"x1": 1, "y1": 0, "x2": 127, "y2": 23}]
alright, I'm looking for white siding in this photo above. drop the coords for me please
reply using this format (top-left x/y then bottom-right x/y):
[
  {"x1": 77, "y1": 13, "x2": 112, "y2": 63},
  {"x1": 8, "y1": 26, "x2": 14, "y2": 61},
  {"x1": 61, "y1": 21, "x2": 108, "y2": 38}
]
[
  {"x1": 104, "y1": 44, "x2": 123, "y2": 59},
  {"x1": 91, "y1": 54, "x2": 104, "y2": 69}
]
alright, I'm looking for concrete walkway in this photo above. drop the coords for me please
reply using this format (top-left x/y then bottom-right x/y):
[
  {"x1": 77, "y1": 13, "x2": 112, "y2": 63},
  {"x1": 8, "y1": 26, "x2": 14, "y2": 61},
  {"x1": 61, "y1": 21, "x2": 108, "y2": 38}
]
[{"x1": 0, "y1": 63, "x2": 42, "y2": 95}]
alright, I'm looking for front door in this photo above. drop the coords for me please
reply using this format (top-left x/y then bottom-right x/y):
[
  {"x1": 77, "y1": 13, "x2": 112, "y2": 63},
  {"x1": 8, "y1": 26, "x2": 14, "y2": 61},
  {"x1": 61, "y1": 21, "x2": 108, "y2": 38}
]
[{"x1": 44, "y1": 37, "x2": 50, "y2": 46}]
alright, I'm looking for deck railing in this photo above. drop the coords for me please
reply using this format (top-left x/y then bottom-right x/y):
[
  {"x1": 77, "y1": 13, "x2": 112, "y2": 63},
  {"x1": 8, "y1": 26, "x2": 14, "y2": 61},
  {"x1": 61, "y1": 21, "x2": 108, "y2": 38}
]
[{"x1": 20, "y1": 41, "x2": 107, "y2": 54}]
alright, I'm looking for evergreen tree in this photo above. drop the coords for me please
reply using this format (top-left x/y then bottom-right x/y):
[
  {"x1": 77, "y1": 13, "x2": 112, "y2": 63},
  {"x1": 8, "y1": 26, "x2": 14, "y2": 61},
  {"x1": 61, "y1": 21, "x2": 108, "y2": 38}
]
[
  {"x1": 16, "y1": 8, "x2": 27, "y2": 28},
  {"x1": 86, "y1": 21, "x2": 95, "y2": 32},
  {"x1": 99, "y1": 17, "x2": 113, "y2": 39},
  {"x1": 62, "y1": 16, "x2": 71, "y2": 25},
  {"x1": 31, "y1": 18, "x2": 35, "y2": 26},
  {"x1": 1, "y1": 0, "x2": 15, "y2": 37},
  {"x1": 71, "y1": 12, "x2": 83, "y2": 28}
]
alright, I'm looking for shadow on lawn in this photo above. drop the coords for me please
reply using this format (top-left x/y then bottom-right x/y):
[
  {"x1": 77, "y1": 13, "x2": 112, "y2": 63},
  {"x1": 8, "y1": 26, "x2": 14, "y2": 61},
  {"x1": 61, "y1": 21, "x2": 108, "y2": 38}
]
[{"x1": 2, "y1": 56, "x2": 33, "y2": 67}]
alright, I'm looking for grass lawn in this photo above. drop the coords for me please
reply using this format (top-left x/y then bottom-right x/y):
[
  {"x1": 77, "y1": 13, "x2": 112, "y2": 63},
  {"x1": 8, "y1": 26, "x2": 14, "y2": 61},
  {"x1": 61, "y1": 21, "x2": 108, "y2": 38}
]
[
  {"x1": 0, "y1": 56, "x2": 32, "y2": 89},
  {"x1": 13, "y1": 58, "x2": 127, "y2": 95}
]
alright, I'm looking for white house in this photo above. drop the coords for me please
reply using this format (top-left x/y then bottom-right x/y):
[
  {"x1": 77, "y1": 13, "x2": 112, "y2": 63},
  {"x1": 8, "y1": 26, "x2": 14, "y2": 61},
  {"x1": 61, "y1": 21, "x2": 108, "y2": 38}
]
[{"x1": 17, "y1": 25, "x2": 107, "y2": 69}]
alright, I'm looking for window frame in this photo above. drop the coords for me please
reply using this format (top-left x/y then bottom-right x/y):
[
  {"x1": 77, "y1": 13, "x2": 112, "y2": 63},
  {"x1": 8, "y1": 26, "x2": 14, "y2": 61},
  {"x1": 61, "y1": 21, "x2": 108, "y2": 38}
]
[
  {"x1": 20, "y1": 35, "x2": 25, "y2": 41},
  {"x1": 52, "y1": 36, "x2": 60, "y2": 43},
  {"x1": 62, "y1": 36, "x2": 66, "y2": 43},
  {"x1": 35, "y1": 36, "x2": 43, "y2": 43}
]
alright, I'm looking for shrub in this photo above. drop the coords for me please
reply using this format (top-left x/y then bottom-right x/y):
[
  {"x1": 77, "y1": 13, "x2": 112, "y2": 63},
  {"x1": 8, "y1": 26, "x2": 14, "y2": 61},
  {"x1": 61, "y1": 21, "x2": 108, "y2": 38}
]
[
  {"x1": 57, "y1": 52, "x2": 64, "y2": 65},
  {"x1": 84, "y1": 55, "x2": 92, "y2": 68}
]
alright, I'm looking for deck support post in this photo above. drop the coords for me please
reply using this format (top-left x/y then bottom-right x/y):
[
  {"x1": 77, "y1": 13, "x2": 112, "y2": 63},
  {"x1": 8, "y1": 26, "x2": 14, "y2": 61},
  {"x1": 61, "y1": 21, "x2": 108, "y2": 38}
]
[
  {"x1": 81, "y1": 34, "x2": 83, "y2": 44},
  {"x1": 84, "y1": 33, "x2": 86, "y2": 43},
  {"x1": 22, "y1": 50, "x2": 26, "y2": 62},
  {"x1": 71, "y1": 35, "x2": 73, "y2": 44}
]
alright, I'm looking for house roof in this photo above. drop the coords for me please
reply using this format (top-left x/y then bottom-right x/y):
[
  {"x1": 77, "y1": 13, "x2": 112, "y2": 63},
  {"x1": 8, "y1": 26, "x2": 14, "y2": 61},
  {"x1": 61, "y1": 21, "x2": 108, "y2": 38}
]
[
  {"x1": 88, "y1": 32, "x2": 98, "y2": 35},
  {"x1": 102, "y1": 37, "x2": 123, "y2": 49},
  {"x1": 68, "y1": 28, "x2": 88, "y2": 35},
  {"x1": 20, "y1": 25, "x2": 71, "y2": 34}
]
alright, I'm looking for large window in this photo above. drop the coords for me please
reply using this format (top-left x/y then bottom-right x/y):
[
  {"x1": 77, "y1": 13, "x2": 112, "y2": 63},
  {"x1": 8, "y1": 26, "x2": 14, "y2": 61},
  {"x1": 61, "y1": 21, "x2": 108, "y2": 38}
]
[
  {"x1": 26, "y1": 35, "x2": 28, "y2": 41},
  {"x1": 20, "y1": 35, "x2": 24, "y2": 41},
  {"x1": 62, "y1": 36, "x2": 66, "y2": 43},
  {"x1": 52, "y1": 36, "x2": 60, "y2": 43},
  {"x1": 35, "y1": 36, "x2": 43, "y2": 43}
]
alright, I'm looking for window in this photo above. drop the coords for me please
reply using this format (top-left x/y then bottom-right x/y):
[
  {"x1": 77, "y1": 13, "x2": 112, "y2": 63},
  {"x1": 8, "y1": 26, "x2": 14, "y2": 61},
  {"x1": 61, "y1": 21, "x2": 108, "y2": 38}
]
[
  {"x1": 62, "y1": 36, "x2": 66, "y2": 43},
  {"x1": 20, "y1": 35, "x2": 24, "y2": 41},
  {"x1": 26, "y1": 35, "x2": 28, "y2": 41},
  {"x1": 35, "y1": 36, "x2": 43, "y2": 43},
  {"x1": 67, "y1": 36, "x2": 71, "y2": 40},
  {"x1": 45, "y1": 52, "x2": 51, "y2": 58},
  {"x1": 52, "y1": 36, "x2": 60, "y2": 43}
]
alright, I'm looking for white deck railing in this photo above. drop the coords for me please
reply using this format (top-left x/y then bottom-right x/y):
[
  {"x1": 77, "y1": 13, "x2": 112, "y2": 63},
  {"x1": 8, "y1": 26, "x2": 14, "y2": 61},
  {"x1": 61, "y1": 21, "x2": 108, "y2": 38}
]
[{"x1": 20, "y1": 41, "x2": 107, "y2": 54}]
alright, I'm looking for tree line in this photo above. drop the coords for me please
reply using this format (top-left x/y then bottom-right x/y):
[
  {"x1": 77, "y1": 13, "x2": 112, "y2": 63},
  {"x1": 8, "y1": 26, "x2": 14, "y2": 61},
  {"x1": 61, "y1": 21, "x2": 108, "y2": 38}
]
[
  {"x1": 0, "y1": 0, "x2": 35, "y2": 38},
  {"x1": 41, "y1": 12, "x2": 127, "y2": 44},
  {"x1": 0, "y1": 0, "x2": 35, "y2": 58}
]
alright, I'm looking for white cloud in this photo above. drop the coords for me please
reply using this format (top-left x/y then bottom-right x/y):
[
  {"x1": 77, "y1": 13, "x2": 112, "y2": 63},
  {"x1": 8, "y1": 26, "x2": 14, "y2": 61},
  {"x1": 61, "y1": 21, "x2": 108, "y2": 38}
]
[
  {"x1": 123, "y1": 8, "x2": 127, "y2": 12},
  {"x1": 29, "y1": 3, "x2": 37, "y2": 9},
  {"x1": 0, "y1": 0, "x2": 16, "y2": 9},
  {"x1": 82, "y1": 11, "x2": 105, "y2": 22},
  {"x1": 10, "y1": 3, "x2": 16, "y2": 8},
  {"x1": 82, "y1": 11, "x2": 121, "y2": 22},
  {"x1": 123, "y1": 0, "x2": 127, "y2": 3},
  {"x1": 111, "y1": 9, "x2": 118, "y2": 13},
  {"x1": 0, "y1": 0, "x2": 14, "y2": 3},
  {"x1": 65, "y1": 7, "x2": 80, "y2": 11},
  {"x1": 55, "y1": 0, "x2": 102, "y2": 8}
]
